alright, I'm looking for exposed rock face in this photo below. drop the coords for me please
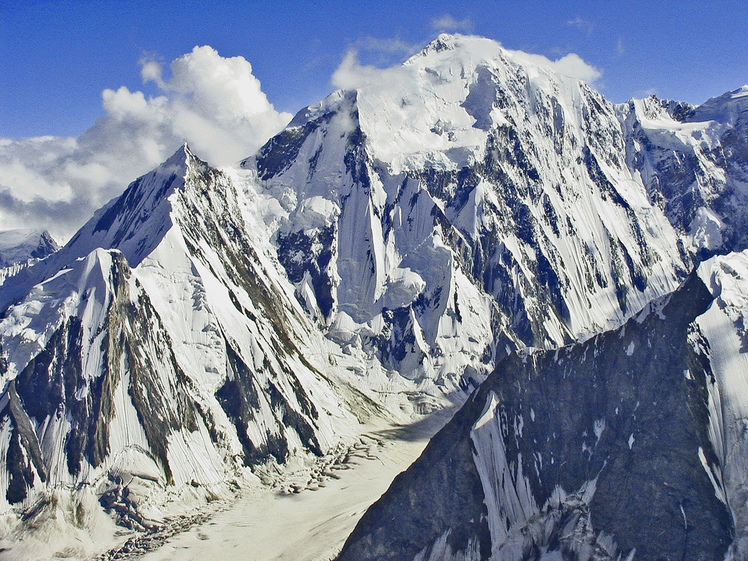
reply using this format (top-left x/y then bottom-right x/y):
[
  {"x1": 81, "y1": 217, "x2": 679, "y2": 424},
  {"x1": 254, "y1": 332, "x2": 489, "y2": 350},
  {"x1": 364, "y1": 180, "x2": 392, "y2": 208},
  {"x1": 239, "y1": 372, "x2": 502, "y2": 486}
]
[{"x1": 337, "y1": 273, "x2": 734, "y2": 561}]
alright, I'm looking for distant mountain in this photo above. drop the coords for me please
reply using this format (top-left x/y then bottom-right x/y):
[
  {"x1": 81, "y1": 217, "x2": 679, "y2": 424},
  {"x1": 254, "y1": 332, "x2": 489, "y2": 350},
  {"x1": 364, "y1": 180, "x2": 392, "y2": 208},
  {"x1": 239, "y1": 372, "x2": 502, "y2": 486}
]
[
  {"x1": 1, "y1": 33, "x2": 748, "y2": 559},
  {"x1": 0, "y1": 228, "x2": 58, "y2": 269}
]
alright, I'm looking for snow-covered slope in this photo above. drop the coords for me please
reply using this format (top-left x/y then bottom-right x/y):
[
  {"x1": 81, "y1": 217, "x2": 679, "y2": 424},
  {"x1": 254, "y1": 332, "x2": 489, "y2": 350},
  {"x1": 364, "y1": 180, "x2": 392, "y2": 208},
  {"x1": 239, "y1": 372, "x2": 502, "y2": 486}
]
[
  {"x1": 620, "y1": 86, "x2": 748, "y2": 256},
  {"x1": 3, "y1": 32, "x2": 748, "y2": 560},
  {"x1": 0, "y1": 145, "x2": 397, "y2": 558},
  {"x1": 243, "y1": 34, "x2": 687, "y2": 392},
  {"x1": 695, "y1": 251, "x2": 748, "y2": 560},
  {"x1": 0, "y1": 229, "x2": 59, "y2": 287},
  {"x1": 337, "y1": 270, "x2": 744, "y2": 560}
]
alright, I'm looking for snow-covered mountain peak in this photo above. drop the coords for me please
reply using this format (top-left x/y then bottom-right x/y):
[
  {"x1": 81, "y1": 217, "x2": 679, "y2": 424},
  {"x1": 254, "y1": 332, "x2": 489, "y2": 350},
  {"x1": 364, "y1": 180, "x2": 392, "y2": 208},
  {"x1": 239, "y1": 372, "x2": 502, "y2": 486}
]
[
  {"x1": 0, "y1": 144, "x2": 223, "y2": 312},
  {"x1": 245, "y1": 33, "x2": 688, "y2": 388},
  {"x1": 253, "y1": 35, "x2": 606, "y2": 182},
  {"x1": 0, "y1": 229, "x2": 59, "y2": 269},
  {"x1": 71, "y1": 143, "x2": 199, "y2": 265},
  {"x1": 688, "y1": 85, "x2": 748, "y2": 126},
  {"x1": 0, "y1": 247, "x2": 122, "y2": 382},
  {"x1": 405, "y1": 33, "x2": 505, "y2": 69},
  {"x1": 324, "y1": 34, "x2": 605, "y2": 174}
]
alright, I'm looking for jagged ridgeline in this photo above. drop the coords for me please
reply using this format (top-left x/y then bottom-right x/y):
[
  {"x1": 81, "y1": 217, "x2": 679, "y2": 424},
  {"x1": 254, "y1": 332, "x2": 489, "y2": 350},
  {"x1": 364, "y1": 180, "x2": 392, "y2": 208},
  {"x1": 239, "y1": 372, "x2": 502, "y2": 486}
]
[
  {"x1": 1, "y1": 32, "x2": 748, "y2": 557},
  {"x1": 244, "y1": 34, "x2": 745, "y2": 388}
]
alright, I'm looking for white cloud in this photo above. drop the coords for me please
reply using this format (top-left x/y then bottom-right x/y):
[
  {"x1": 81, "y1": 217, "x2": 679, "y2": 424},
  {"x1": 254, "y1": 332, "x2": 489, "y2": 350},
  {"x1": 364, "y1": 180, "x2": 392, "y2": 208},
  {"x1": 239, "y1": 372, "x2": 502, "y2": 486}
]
[
  {"x1": 552, "y1": 53, "x2": 602, "y2": 83},
  {"x1": 431, "y1": 14, "x2": 474, "y2": 33},
  {"x1": 507, "y1": 50, "x2": 602, "y2": 84},
  {"x1": 354, "y1": 37, "x2": 419, "y2": 55},
  {"x1": 617, "y1": 37, "x2": 625, "y2": 55},
  {"x1": 139, "y1": 56, "x2": 166, "y2": 88},
  {"x1": 0, "y1": 46, "x2": 291, "y2": 242},
  {"x1": 331, "y1": 50, "x2": 414, "y2": 91},
  {"x1": 566, "y1": 16, "x2": 594, "y2": 34}
]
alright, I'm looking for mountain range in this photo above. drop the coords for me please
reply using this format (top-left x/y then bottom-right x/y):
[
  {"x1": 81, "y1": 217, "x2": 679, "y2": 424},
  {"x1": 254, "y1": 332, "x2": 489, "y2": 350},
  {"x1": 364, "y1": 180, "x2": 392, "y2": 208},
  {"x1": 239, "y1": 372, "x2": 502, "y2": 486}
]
[{"x1": 1, "y1": 34, "x2": 748, "y2": 560}]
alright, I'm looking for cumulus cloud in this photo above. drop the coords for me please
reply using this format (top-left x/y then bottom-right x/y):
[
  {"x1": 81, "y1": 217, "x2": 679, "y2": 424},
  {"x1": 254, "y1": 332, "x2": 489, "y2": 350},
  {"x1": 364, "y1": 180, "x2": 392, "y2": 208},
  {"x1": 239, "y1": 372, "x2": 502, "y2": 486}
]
[
  {"x1": 431, "y1": 14, "x2": 474, "y2": 33},
  {"x1": 0, "y1": 46, "x2": 291, "y2": 242},
  {"x1": 551, "y1": 53, "x2": 602, "y2": 82}
]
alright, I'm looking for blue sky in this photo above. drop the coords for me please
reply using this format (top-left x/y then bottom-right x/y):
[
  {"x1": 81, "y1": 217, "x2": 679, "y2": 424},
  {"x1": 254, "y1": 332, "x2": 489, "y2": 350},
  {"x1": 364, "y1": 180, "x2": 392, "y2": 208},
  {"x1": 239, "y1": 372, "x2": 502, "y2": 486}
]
[
  {"x1": 1, "y1": 0, "x2": 747, "y2": 240},
  {"x1": 2, "y1": 0, "x2": 748, "y2": 139}
]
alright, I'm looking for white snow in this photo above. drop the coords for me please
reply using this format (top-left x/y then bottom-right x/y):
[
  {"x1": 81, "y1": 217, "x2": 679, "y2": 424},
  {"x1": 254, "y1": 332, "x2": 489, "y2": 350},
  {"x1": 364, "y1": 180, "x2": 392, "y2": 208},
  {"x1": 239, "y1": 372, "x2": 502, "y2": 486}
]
[
  {"x1": 470, "y1": 391, "x2": 538, "y2": 551},
  {"x1": 696, "y1": 251, "x2": 748, "y2": 557},
  {"x1": 689, "y1": 207, "x2": 724, "y2": 251},
  {"x1": 0, "y1": 229, "x2": 58, "y2": 268},
  {"x1": 3, "y1": 32, "x2": 748, "y2": 561}
]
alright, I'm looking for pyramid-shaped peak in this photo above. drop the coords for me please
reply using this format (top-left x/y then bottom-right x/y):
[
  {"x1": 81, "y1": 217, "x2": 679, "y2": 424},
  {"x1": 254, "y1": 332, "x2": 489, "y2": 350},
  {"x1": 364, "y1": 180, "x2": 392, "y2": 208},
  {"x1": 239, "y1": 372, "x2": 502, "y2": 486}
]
[
  {"x1": 0, "y1": 228, "x2": 60, "y2": 267},
  {"x1": 0, "y1": 145, "x2": 218, "y2": 310},
  {"x1": 60, "y1": 144, "x2": 213, "y2": 269},
  {"x1": 161, "y1": 142, "x2": 205, "y2": 173}
]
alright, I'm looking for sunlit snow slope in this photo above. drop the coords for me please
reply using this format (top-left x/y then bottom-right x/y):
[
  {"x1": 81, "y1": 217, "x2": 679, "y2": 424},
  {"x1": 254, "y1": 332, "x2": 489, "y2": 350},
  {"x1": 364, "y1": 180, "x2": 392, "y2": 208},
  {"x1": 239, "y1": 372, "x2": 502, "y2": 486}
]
[{"x1": 0, "y1": 145, "x2": 391, "y2": 558}]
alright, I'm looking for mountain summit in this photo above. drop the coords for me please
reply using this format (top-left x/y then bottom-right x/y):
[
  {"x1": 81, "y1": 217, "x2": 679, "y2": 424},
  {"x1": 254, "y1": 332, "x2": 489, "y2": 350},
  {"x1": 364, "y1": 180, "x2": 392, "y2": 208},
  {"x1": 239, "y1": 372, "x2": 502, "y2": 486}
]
[{"x1": 246, "y1": 33, "x2": 687, "y2": 389}]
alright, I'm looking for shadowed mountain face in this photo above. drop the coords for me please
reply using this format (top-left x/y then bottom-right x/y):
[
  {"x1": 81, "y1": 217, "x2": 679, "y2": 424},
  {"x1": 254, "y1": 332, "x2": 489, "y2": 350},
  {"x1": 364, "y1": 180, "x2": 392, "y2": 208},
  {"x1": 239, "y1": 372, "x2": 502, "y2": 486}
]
[{"x1": 337, "y1": 274, "x2": 733, "y2": 561}]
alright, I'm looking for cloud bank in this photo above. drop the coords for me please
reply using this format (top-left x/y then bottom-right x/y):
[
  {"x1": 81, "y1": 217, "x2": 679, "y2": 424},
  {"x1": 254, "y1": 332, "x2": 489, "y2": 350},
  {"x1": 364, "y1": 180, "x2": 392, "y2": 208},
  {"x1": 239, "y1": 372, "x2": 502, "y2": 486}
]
[{"x1": 0, "y1": 46, "x2": 291, "y2": 242}]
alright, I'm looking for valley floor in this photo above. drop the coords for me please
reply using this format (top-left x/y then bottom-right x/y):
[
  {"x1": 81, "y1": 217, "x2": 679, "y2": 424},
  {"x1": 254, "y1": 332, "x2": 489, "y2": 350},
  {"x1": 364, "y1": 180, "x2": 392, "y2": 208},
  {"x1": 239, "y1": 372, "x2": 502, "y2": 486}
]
[{"x1": 107, "y1": 412, "x2": 449, "y2": 561}]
